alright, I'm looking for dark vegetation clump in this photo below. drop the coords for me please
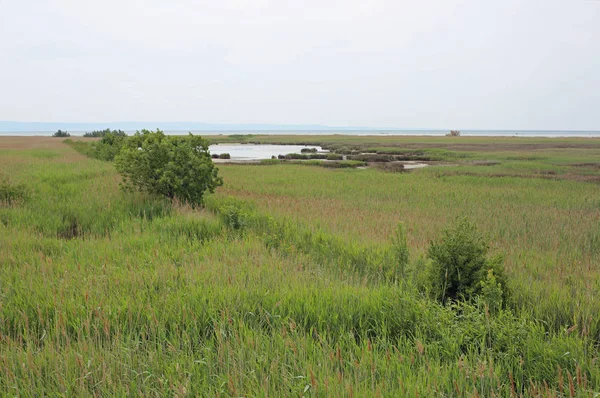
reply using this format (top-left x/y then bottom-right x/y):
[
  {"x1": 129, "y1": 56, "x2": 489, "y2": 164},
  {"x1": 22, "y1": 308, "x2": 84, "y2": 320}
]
[
  {"x1": 211, "y1": 153, "x2": 231, "y2": 159},
  {"x1": 301, "y1": 147, "x2": 318, "y2": 153},
  {"x1": 83, "y1": 129, "x2": 127, "y2": 138},
  {"x1": 447, "y1": 130, "x2": 461, "y2": 137},
  {"x1": 425, "y1": 218, "x2": 508, "y2": 309},
  {"x1": 115, "y1": 129, "x2": 222, "y2": 205},
  {"x1": 279, "y1": 153, "x2": 346, "y2": 161},
  {"x1": 347, "y1": 154, "x2": 395, "y2": 162},
  {"x1": 52, "y1": 129, "x2": 70, "y2": 137},
  {"x1": 375, "y1": 162, "x2": 406, "y2": 172},
  {"x1": 296, "y1": 160, "x2": 366, "y2": 169}
]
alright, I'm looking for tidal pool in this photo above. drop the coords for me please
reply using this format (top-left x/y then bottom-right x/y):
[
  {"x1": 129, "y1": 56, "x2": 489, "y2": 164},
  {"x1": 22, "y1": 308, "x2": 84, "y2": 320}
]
[{"x1": 208, "y1": 144, "x2": 323, "y2": 160}]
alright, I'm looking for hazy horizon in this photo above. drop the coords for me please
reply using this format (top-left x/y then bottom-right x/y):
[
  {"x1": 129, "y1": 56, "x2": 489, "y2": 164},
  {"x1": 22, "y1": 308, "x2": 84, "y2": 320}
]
[{"x1": 1, "y1": 1, "x2": 599, "y2": 130}]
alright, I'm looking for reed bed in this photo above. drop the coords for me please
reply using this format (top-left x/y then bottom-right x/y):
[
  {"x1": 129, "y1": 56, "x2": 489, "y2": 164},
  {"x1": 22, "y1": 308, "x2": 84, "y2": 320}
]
[{"x1": 0, "y1": 137, "x2": 599, "y2": 396}]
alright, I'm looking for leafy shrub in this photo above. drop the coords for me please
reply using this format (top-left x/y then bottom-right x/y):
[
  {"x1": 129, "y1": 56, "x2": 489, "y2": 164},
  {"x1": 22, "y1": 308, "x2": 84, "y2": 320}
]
[
  {"x1": 479, "y1": 269, "x2": 504, "y2": 313},
  {"x1": 52, "y1": 129, "x2": 70, "y2": 137},
  {"x1": 301, "y1": 147, "x2": 318, "y2": 153},
  {"x1": 115, "y1": 129, "x2": 223, "y2": 205},
  {"x1": 426, "y1": 218, "x2": 508, "y2": 305},
  {"x1": 0, "y1": 176, "x2": 29, "y2": 205},
  {"x1": 218, "y1": 153, "x2": 231, "y2": 159},
  {"x1": 91, "y1": 131, "x2": 129, "y2": 161},
  {"x1": 83, "y1": 129, "x2": 127, "y2": 138}
]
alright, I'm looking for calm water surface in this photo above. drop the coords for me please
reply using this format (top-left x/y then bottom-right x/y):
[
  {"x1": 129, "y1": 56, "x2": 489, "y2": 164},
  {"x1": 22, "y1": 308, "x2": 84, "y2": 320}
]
[{"x1": 208, "y1": 144, "x2": 323, "y2": 160}]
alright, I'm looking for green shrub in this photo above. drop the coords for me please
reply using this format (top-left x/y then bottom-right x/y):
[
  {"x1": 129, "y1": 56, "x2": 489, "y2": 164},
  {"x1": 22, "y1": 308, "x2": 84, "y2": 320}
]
[
  {"x1": 300, "y1": 147, "x2": 317, "y2": 153},
  {"x1": 115, "y1": 129, "x2": 222, "y2": 205},
  {"x1": 83, "y1": 129, "x2": 127, "y2": 138},
  {"x1": 426, "y1": 218, "x2": 508, "y2": 305},
  {"x1": 218, "y1": 153, "x2": 231, "y2": 159},
  {"x1": 91, "y1": 131, "x2": 129, "y2": 161},
  {"x1": 52, "y1": 129, "x2": 70, "y2": 137}
]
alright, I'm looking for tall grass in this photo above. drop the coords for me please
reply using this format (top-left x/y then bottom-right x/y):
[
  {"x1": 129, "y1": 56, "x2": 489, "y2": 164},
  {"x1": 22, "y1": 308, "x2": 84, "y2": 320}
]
[{"x1": 0, "y1": 137, "x2": 599, "y2": 396}]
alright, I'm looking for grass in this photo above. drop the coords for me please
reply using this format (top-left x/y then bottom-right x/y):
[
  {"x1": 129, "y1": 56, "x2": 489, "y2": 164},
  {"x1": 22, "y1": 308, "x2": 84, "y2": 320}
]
[{"x1": 1, "y1": 136, "x2": 599, "y2": 396}]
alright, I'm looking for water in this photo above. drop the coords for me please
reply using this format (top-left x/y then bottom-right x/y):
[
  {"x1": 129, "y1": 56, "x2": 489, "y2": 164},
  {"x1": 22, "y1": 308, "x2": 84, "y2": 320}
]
[
  {"x1": 209, "y1": 144, "x2": 323, "y2": 160},
  {"x1": 1, "y1": 129, "x2": 599, "y2": 137}
]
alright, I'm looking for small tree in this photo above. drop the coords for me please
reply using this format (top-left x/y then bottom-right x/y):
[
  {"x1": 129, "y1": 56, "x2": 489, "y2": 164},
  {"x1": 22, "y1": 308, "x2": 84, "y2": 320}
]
[
  {"x1": 52, "y1": 129, "x2": 70, "y2": 137},
  {"x1": 426, "y1": 218, "x2": 507, "y2": 304},
  {"x1": 83, "y1": 128, "x2": 127, "y2": 138},
  {"x1": 115, "y1": 129, "x2": 223, "y2": 205},
  {"x1": 92, "y1": 131, "x2": 128, "y2": 161}
]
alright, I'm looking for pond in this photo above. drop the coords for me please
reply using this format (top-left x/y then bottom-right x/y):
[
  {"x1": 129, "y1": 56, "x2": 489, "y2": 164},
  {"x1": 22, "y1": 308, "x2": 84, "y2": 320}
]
[{"x1": 208, "y1": 144, "x2": 324, "y2": 160}]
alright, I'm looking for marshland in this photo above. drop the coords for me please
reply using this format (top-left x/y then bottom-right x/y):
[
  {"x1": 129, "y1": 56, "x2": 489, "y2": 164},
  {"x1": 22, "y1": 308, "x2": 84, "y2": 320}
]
[{"x1": 1, "y1": 133, "x2": 599, "y2": 396}]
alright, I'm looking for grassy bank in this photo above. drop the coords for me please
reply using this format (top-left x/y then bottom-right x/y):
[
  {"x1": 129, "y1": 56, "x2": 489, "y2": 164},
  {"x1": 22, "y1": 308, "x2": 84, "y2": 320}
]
[{"x1": 1, "y1": 137, "x2": 599, "y2": 396}]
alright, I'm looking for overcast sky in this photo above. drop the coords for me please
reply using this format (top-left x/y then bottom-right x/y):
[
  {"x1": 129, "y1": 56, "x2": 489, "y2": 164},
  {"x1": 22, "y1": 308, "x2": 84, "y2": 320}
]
[{"x1": 0, "y1": 0, "x2": 598, "y2": 130}]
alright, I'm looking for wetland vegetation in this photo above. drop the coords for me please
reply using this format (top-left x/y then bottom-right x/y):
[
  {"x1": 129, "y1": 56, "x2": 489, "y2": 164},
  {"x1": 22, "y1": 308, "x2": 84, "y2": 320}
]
[{"x1": 0, "y1": 134, "x2": 599, "y2": 396}]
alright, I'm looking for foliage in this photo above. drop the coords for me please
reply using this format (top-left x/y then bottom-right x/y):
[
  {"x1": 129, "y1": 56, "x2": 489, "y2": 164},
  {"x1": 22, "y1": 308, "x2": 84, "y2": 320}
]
[
  {"x1": 1, "y1": 136, "x2": 600, "y2": 396},
  {"x1": 83, "y1": 128, "x2": 127, "y2": 138},
  {"x1": 115, "y1": 129, "x2": 222, "y2": 205},
  {"x1": 300, "y1": 147, "x2": 317, "y2": 153},
  {"x1": 479, "y1": 268, "x2": 504, "y2": 313},
  {"x1": 447, "y1": 130, "x2": 461, "y2": 136},
  {"x1": 91, "y1": 131, "x2": 129, "y2": 161},
  {"x1": 52, "y1": 129, "x2": 70, "y2": 137},
  {"x1": 426, "y1": 218, "x2": 508, "y2": 304}
]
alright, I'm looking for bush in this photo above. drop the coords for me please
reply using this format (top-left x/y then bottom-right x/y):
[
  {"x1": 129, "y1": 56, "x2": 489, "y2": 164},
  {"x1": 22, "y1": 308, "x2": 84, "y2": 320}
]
[
  {"x1": 301, "y1": 148, "x2": 318, "y2": 153},
  {"x1": 426, "y1": 218, "x2": 508, "y2": 305},
  {"x1": 115, "y1": 129, "x2": 223, "y2": 205},
  {"x1": 83, "y1": 129, "x2": 127, "y2": 138},
  {"x1": 91, "y1": 131, "x2": 128, "y2": 161},
  {"x1": 218, "y1": 153, "x2": 231, "y2": 159},
  {"x1": 52, "y1": 129, "x2": 70, "y2": 137},
  {"x1": 447, "y1": 130, "x2": 461, "y2": 137}
]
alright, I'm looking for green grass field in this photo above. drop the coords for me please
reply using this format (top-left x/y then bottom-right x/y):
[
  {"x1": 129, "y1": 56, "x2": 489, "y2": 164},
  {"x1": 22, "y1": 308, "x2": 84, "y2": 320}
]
[{"x1": 1, "y1": 136, "x2": 599, "y2": 396}]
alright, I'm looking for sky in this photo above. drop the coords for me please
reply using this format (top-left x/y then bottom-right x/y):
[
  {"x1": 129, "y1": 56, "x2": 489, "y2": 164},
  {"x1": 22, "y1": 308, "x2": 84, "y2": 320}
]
[{"x1": 0, "y1": 0, "x2": 599, "y2": 130}]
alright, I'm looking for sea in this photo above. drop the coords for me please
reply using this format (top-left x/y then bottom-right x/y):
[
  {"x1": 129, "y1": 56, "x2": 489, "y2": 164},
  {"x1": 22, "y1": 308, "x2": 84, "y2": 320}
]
[{"x1": 1, "y1": 130, "x2": 599, "y2": 138}]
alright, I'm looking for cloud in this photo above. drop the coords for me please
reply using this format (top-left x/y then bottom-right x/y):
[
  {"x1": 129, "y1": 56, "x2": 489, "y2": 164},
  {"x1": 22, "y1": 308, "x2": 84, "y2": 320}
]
[{"x1": 0, "y1": 0, "x2": 598, "y2": 129}]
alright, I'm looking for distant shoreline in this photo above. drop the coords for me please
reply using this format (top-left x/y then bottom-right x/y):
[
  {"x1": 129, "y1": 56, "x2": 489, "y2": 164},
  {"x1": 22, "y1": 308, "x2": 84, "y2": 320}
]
[{"x1": 1, "y1": 130, "x2": 599, "y2": 138}]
